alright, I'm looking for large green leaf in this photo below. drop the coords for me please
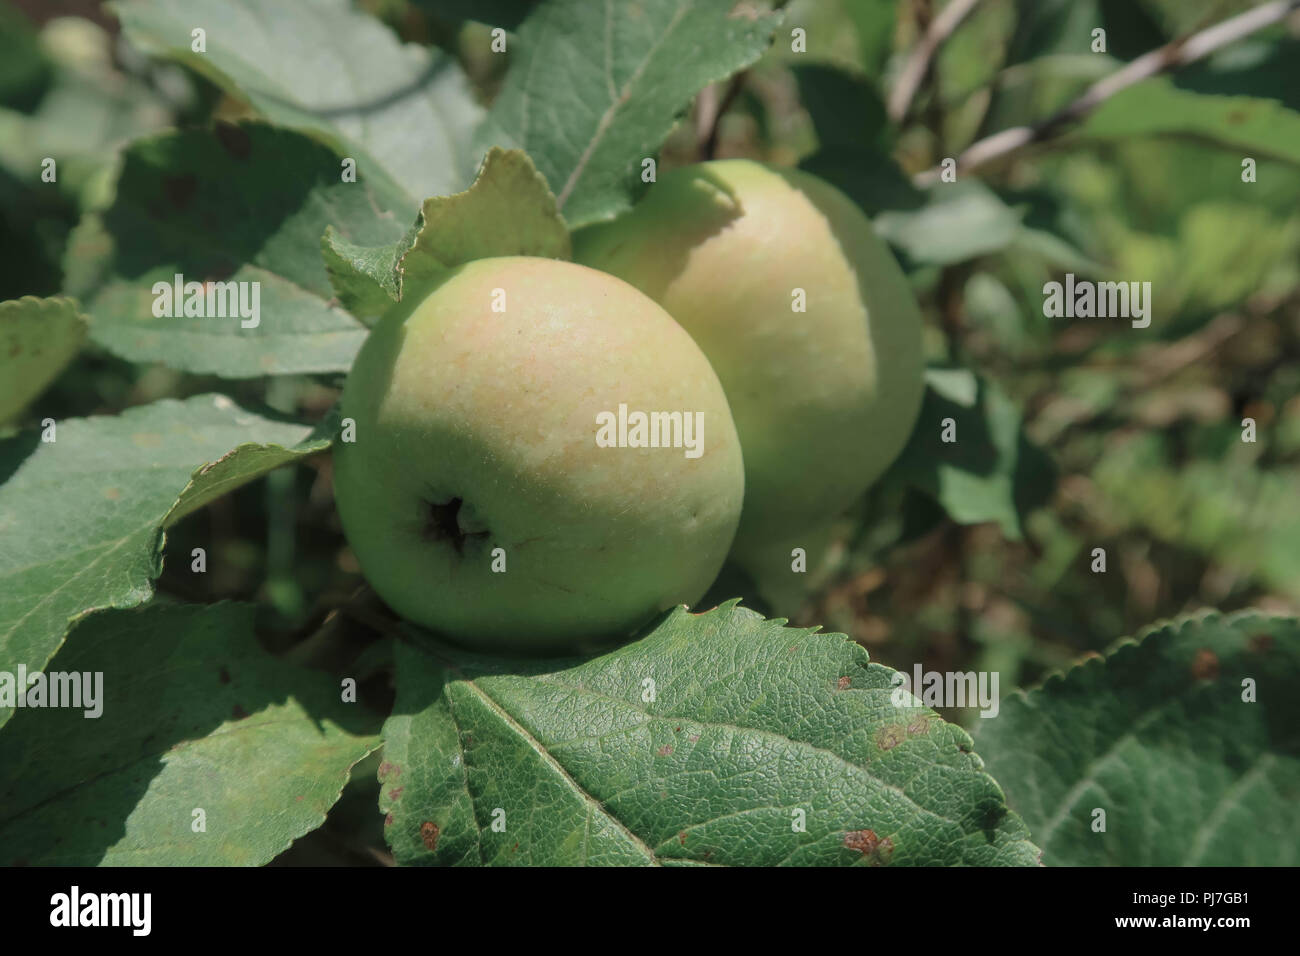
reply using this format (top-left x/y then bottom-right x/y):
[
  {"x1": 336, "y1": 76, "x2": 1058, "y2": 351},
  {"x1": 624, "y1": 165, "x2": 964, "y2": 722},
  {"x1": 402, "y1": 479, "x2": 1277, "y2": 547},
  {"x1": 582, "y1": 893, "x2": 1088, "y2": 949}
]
[
  {"x1": 1080, "y1": 77, "x2": 1300, "y2": 166},
  {"x1": 322, "y1": 147, "x2": 570, "y2": 322},
  {"x1": 1174, "y1": 34, "x2": 1300, "y2": 113},
  {"x1": 380, "y1": 602, "x2": 1039, "y2": 866},
  {"x1": 975, "y1": 610, "x2": 1299, "y2": 865},
  {"x1": 792, "y1": 64, "x2": 923, "y2": 217},
  {"x1": 0, "y1": 296, "x2": 86, "y2": 423},
  {"x1": 0, "y1": 394, "x2": 331, "y2": 730},
  {"x1": 475, "y1": 0, "x2": 782, "y2": 229},
  {"x1": 111, "y1": 0, "x2": 484, "y2": 209},
  {"x1": 64, "y1": 123, "x2": 410, "y2": 377},
  {"x1": 0, "y1": 602, "x2": 380, "y2": 865}
]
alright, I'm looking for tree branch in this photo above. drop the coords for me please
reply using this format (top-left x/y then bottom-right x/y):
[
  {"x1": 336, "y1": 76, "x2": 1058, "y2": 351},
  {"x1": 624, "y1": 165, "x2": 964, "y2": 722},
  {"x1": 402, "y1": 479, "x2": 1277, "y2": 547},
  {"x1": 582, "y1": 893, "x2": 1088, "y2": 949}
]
[
  {"x1": 697, "y1": 74, "x2": 746, "y2": 161},
  {"x1": 888, "y1": 0, "x2": 983, "y2": 123},
  {"x1": 914, "y1": 0, "x2": 1300, "y2": 185}
]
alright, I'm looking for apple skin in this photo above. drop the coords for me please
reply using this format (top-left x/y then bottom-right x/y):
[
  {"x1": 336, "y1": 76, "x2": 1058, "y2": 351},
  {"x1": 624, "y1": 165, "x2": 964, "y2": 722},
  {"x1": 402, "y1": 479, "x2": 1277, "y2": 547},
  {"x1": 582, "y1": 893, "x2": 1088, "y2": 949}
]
[
  {"x1": 332, "y1": 256, "x2": 745, "y2": 653},
  {"x1": 574, "y1": 160, "x2": 925, "y2": 567}
]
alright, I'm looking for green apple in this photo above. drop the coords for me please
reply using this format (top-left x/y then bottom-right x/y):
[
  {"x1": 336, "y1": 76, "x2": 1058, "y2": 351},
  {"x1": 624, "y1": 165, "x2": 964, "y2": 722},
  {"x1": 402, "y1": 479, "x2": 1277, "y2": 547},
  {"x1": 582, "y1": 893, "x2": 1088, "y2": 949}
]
[
  {"x1": 332, "y1": 256, "x2": 745, "y2": 653},
  {"x1": 575, "y1": 160, "x2": 925, "y2": 570}
]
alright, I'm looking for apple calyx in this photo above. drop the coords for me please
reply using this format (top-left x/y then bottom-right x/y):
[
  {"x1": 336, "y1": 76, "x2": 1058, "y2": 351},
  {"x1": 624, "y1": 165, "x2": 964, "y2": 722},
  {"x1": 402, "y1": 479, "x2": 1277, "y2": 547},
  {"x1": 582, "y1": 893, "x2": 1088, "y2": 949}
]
[{"x1": 421, "y1": 496, "x2": 488, "y2": 555}]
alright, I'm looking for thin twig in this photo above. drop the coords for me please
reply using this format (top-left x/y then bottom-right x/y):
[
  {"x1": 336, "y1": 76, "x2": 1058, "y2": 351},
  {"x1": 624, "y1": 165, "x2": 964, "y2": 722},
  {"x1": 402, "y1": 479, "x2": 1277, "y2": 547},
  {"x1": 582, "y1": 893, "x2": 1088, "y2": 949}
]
[
  {"x1": 914, "y1": 0, "x2": 1300, "y2": 185},
  {"x1": 888, "y1": 0, "x2": 983, "y2": 123},
  {"x1": 698, "y1": 74, "x2": 746, "y2": 161}
]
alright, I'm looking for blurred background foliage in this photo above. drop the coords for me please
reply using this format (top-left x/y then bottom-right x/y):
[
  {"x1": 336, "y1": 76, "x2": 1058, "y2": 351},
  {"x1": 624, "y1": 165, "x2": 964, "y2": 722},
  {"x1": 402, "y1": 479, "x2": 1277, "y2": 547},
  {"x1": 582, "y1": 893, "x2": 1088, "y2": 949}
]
[{"x1": 3, "y1": 0, "x2": 1298, "y2": 740}]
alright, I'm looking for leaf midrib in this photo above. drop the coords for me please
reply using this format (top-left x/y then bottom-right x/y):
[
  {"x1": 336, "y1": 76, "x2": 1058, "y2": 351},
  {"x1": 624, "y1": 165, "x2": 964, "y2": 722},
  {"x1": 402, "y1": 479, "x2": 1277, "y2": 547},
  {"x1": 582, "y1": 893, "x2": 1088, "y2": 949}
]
[
  {"x1": 457, "y1": 677, "x2": 661, "y2": 865},
  {"x1": 554, "y1": 0, "x2": 691, "y2": 210}
]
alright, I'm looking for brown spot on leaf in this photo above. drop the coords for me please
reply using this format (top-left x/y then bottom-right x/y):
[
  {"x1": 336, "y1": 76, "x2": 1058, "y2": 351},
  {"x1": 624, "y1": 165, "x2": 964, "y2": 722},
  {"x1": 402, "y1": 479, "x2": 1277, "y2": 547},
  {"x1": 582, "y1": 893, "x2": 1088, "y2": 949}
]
[
  {"x1": 729, "y1": 1, "x2": 765, "y2": 20},
  {"x1": 215, "y1": 122, "x2": 252, "y2": 160},
  {"x1": 103, "y1": 487, "x2": 121, "y2": 501},
  {"x1": 378, "y1": 761, "x2": 401, "y2": 782},
  {"x1": 384, "y1": 813, "x2": 394, "y2": 827},
  {"x1": 163, "y1": 174, "x2": 198, "y2": 210},
  {"x1": 231, "y1": 704, "x2": 249, "y2": 720},
  {"x1": 8, "y1": 343, "x2": 20, "y2": 358},
  {"x1": 388, "y1": 787, "x2": 404, "y2": 801},
  {"x1": 1225, "y1": 109, "x2": 1250, "y2": 125},
  {"x1": 906, "y1": 716, "x2": 930, "y2": 736},
  {"x1": 876, "y1": 725, "x2": 906, "y2": 751},
  {"x1": 420, "y1": 821, "x2": 439, "y2": 852},
  {"x1": 1249, "y1": 633, "x2": 1274, "y2": 653},
  {"x1": 836, "y1": 675, "x2": 851, "y2": 691},
  {"x1": 688, "y1": 734, "x2": 699, "y2": 743},
  {"x1": 421, "y1": 822, "x2": 441, "y2": 853},
  {"x1": 843, "y1": 829, "x2": 879, "y2": 854},
  {"x1": 843, "y1": 829, "x2": 894, "y2": 865},
  {"x1": 1191, "y1": 648, "x2": 1220, "y2": 680},
  {"x1": 657, "y1": 744, "x2": 673, "y2": 757},
  {"x1": 678, "y1": 831, "x2": 687, "y2": 845}
]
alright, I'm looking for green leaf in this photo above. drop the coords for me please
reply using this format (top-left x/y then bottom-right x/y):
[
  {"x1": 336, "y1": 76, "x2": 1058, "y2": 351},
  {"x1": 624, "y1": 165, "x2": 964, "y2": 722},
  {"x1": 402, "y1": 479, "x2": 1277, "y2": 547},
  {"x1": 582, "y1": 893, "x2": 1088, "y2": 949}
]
[
  {"x1": 791, "y1": 64, "x2": 924, "y2": 217},
  {"x1": 874, "y1": 181, "x2": 1024, "y2": 266},
  {"x1": 320, "y1": 223, "x2": 419, "y2": 328},
  {"x1": 402, "y1": 147, "x2": 571, "y2": 283},
  {"x1": 800, "y1": 146, "x2": 924, "y2": 219},
  {"x1": 380, "y1": 602, "x2": 1039, "y2": 866},
  {"x1": 111, "y1": 0, "x2": 484, "y2": 209},
  {"x1": 0, "y1": 296, "x2": 87, "y2": 423},
  {"x1": 891, "y1": 368, "x2": 1055, "y2": 540},
  {"x1": 1174, "y1": 35, "x2": 1300, "y2": 113},
  {"x1": 1003, "y1": 0, "x2": 1103, "y2": 66},
  {"x1": 476, "y1": 0, "x2": 782, "y2": 229},
  {"x1": 978, "y1": 53, "x2": 1116, "y2": 134},
  {"x1": 975, "y1": 610, "x2": 1299, "y2": 866},
  {"x1": 1080, "y1": 77, "x2": 1300, "y2": 166},
  {"x1": 842, "y1": 0, "x2": 896, "y2": 79},
  {"x1": 792, "y1": 64, "x2": 888, "y2": 154},
  {"x1": 322, "y1": 147, "x2": 570, "y2": 321},
  {"x1": 0, "y1": 602, "x2": 380, "y2": 865},
  {"x1": 0, "y1": 394, "x2": 331, "y2": 730},
  {"x1": 64, "y1": 123, "x2": 411, "y2": 377}
]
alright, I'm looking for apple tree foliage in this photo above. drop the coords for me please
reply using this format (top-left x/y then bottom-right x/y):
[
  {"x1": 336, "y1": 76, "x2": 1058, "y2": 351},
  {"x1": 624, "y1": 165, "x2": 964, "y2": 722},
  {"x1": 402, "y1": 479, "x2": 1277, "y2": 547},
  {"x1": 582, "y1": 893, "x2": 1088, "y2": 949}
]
[{"x1": 1, "y1": 0, "x2": 1298, "y2": 865}]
